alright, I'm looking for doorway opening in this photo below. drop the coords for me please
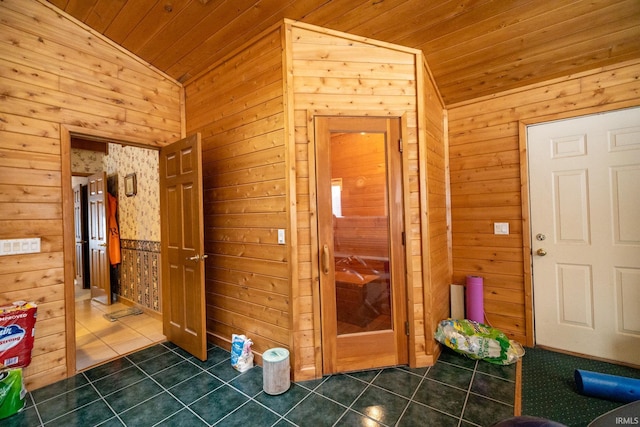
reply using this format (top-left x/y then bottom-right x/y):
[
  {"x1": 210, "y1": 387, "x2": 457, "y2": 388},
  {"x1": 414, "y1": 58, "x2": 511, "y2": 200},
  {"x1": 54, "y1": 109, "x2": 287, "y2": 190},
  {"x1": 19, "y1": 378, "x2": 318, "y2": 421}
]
[
  {"x1": 65, "y1": 131, "x2": 166, "y2": 372},
  {"x1": 314, "y1": 116, "x2": 408, "y2": 374}
]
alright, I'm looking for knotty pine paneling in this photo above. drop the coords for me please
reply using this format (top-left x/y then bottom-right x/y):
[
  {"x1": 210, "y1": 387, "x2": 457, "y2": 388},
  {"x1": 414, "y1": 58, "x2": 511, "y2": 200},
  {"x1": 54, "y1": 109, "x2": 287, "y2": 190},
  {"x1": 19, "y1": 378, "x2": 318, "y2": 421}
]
[
  {"x1": 49, "y1": 0, "x2": 640, "y2": 106},
  {"x1": 418, "y1": 55, "x2": 450, "y2": 361},
  {"x1": 447, "y1": 58, "x2": 640, "y2": 346},
  {"x1": 184, "y1": 27, "x2": 291, "y2": 365},
  {"x1": 0, "y1": 0, "x2": 183, "y2": 390}
]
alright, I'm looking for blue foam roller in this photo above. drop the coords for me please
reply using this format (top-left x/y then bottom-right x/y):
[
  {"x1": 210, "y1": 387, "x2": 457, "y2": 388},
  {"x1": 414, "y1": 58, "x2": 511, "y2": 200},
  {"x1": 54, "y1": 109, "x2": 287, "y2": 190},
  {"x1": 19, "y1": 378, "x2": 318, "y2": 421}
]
[{"x1": 574, "y1": 369, "x2": 640, "y2": 403}]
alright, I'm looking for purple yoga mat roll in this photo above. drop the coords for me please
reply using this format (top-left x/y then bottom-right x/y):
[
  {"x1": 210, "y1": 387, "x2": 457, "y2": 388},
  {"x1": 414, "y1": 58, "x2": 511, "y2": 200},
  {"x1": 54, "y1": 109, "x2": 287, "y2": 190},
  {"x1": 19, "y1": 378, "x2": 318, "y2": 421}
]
[{"x1": 466, "y1": 275, "x2": 484, "y2": 323}]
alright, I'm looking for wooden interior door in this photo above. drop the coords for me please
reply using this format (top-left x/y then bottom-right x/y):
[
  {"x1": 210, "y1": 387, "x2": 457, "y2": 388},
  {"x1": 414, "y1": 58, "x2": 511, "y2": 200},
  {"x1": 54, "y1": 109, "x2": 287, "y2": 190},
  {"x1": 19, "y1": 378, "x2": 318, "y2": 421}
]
[
  {"x1": 315, "y1": 116, "x2": 408, "y2": 374},
  {"x1": 87, "y1": 172, "x2": 110, "y2": 304},
  {"x1": 528, "y1": 107, "x2": 640, "y2": 365},
  {"x1": 73, "y1": 184, "x2": 89, "y2": 289},
  {"x1": 160, "y1": 134, "x2": 207, "y2": 361}
]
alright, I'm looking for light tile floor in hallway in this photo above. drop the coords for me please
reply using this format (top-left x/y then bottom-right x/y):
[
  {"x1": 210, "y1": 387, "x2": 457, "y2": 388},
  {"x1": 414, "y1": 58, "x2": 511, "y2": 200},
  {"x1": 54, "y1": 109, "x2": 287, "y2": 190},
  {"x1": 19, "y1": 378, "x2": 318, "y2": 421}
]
[
  {"x1": 7, "y1": 343, "x2": 517, "y2": 426},
  {"x1": 75, "y1": 296, "x2": 165, "y2": 371}
]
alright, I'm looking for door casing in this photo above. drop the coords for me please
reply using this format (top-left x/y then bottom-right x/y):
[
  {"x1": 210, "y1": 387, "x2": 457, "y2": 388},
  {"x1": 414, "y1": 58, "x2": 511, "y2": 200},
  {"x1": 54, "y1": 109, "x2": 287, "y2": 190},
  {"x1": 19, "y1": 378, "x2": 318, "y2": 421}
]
[
  {"x1": 62, "y1": 126, "x2": 185, "y2": 375},
  {"x1": 519, "y1": 106, "x2": 640, "y2": 351},
  {"x1": 314, "y1": 115, "x2": 408, "y2": 374}
]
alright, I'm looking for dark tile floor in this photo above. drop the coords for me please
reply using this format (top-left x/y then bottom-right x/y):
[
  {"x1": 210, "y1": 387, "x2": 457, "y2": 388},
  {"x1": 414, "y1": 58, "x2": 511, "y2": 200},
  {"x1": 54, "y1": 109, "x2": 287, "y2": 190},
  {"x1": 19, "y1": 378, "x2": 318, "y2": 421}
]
[{"x1": 6, "y1": 343, "x2": 517, "y2": 426}]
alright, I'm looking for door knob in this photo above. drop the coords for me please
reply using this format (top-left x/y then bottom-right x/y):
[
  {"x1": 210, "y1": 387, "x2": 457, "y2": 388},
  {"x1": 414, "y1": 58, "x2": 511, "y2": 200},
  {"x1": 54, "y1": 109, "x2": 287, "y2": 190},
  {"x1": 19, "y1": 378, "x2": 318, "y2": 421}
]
[
  {"x1": 99, "y1": 243, "x2": 107, "y2": 247},
  {"x1": 536, "y1": 248, "x2": 547, "y2": 256},
  {"x1": 186, "y1": 254, "x2": 209, "y2": 262}
]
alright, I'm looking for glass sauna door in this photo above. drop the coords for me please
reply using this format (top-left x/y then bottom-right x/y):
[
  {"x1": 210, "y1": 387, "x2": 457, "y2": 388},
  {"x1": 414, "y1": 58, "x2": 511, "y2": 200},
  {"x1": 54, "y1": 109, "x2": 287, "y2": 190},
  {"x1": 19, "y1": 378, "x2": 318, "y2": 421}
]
[{"x1": 315, "y1": 116, "x2": 407, "y2": 374}]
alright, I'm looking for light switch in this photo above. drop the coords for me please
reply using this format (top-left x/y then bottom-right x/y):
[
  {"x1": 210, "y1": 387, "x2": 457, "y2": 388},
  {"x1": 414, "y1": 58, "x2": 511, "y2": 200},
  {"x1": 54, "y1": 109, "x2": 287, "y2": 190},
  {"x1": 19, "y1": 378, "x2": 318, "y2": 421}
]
[
  {"x1": 494, "y1": 222, "x2": 510, "y2": 235},
  {"x1": 0, "y1": 238, "x2": 41, "y2": 255},
  {"x1": 277, "y1": 229, "x2": 285, "y2": 245}
]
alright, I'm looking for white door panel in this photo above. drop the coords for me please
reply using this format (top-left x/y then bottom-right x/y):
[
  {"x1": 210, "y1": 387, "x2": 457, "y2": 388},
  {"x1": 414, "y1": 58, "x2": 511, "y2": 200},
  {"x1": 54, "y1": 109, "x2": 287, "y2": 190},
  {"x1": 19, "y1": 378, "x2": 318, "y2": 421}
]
[{"x1": 528, "y1": 107, "x2": 640, "y2": 365}]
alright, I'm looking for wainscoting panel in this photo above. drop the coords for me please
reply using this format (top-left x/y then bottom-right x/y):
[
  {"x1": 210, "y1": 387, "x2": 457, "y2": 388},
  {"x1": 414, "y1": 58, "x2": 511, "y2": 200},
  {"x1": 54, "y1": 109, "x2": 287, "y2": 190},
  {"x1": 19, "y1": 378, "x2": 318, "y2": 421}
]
[{"x1": 120, "y1": 239, "x2": 161, "y2": 313}]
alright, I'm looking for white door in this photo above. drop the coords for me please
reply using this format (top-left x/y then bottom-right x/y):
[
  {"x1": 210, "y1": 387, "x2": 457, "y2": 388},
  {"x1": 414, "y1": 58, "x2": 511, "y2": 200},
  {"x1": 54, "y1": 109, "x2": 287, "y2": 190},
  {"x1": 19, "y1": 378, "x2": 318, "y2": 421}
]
[{"x1": 528, "y1": 107, "x2": 640, "y2": 365}]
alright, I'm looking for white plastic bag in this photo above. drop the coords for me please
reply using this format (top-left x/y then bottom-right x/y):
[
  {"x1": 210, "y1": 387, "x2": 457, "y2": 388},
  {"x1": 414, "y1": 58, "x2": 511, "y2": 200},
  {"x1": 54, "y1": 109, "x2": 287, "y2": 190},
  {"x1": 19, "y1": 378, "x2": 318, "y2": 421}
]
[
  {"x1": 435, "y1": 318, "x2": 524, "y2": 365},
  {"x1": 230, "y1": 334, "x2": 254, "y2": 372}
]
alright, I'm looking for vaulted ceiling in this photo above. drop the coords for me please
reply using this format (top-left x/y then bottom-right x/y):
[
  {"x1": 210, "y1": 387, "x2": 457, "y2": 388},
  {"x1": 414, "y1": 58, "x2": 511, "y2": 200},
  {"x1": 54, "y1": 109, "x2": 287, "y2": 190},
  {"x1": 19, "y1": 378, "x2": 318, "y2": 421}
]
[{"x1": 47, "y1": 0, "x2": 640, "y2": 106}]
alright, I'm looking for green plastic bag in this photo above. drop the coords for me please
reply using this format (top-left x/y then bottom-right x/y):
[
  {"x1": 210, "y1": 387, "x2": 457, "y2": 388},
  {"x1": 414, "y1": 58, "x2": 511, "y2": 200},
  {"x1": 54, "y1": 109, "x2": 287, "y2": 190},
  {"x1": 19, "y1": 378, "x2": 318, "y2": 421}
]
[
  {"x1": 0, "y1": 368, "x2": 26, "y2": 420},
  {"x1": 435, "y1": 318, "x2": 524, "y2": 365}
]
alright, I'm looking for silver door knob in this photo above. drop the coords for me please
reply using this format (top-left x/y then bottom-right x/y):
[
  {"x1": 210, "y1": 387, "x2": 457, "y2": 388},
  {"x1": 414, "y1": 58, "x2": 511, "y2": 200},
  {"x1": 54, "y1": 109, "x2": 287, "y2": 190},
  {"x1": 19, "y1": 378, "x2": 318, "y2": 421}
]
[
  {"x1": 536, "y1": 248, "x2": 547, "y2": 256},
  {"x1": 186, "y1": 254, "x2": 209, "y2": 262}
]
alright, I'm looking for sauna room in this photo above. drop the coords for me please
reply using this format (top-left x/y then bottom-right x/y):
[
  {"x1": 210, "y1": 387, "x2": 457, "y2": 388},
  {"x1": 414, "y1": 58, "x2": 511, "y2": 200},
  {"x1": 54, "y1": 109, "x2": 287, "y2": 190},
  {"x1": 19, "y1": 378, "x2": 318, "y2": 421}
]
[{"x1": 185, "y1": 20, "x2": 450, "y2": 380}]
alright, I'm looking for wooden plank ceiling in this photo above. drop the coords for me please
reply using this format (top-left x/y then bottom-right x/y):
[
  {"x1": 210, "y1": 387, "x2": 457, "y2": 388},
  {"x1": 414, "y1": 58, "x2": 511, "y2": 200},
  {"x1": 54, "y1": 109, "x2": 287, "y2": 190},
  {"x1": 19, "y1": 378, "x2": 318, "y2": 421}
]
[{"x1": 46, "y1": 0, "x2": 640, "y2": 106}]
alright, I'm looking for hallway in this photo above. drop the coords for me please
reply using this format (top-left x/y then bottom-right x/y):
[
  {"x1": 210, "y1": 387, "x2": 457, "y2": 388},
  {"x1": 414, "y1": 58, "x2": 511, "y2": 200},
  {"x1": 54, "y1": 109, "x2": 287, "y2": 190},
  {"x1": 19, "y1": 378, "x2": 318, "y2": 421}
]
[{"x1": 75, "y1": 290, "x2": 165, "y2": 371}]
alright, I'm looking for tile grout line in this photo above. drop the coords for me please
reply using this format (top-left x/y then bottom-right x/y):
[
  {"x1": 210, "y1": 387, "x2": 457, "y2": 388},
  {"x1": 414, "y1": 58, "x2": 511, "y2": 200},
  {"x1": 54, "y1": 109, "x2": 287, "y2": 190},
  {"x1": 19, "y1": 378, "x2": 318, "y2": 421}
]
[
  {"x1": 457, "y1": 359, "x2": 479, "y2": 427},
  {"x1": 273, "y1": 375, "x2": 333, "y2": 426},
  {"x1": 27, "y1": 391, "x2": 45, "y2": 427},
  {"x1": 467, "y1": 389, "x2": 515, "y2": 408},
  {"x1": 36, "y1": 380, "x2": 119, "y2": 426},
  {"x1": 330, "y1": 370, "x2": 384, "y2": 427},
  {"x1": 393, "y1": 367, "x2": 430, "y2": 426},
  {"x1": 123, "y1": 350, "x2": 212, "y2": 426},
  {"x1": 30, "y1": 377, "x2": 107, "y2": 426},
  {"x1": 82, "y1": 371, "x2": 127, "y2": 427},
  {"x1": 398, "y1": 368, "x2": 480, "y2": 425},
  {"x1": 90, "y1": 357, "x2": 167, "y2": 417}
]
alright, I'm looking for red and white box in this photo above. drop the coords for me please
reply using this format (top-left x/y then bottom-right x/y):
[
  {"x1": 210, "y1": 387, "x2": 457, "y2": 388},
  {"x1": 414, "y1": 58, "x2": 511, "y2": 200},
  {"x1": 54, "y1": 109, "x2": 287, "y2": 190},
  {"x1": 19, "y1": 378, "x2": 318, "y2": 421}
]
[{"x1": 0, "y1": 301, "x2": 37, "y2": 369}]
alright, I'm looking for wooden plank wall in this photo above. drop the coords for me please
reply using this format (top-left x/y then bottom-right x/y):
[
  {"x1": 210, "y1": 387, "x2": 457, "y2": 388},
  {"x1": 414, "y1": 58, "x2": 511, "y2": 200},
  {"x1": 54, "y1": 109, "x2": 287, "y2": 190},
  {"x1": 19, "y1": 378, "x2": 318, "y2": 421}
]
[
  {"x1": 0, "y1": 0, "x2": 182, "y2": 390},
  {"x1": 183, "y1": 28, "x2": 291, "y2": 363},
  {"x1": 447, "y1": 58, "x2": 640, "y2": 346},
  {"x1": 419, "y1": 57, "x2": 450, "y2": 359},
  {"x1": 289, "y1": 22, "x2": 448, "y2": 374}
]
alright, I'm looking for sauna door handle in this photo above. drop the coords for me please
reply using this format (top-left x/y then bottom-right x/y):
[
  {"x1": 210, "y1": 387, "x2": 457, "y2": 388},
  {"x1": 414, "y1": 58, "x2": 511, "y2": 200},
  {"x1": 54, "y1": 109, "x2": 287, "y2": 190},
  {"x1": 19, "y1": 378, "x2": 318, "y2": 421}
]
[{"x1": 322, "y1": 244, "x2": 330, "y2": 274}]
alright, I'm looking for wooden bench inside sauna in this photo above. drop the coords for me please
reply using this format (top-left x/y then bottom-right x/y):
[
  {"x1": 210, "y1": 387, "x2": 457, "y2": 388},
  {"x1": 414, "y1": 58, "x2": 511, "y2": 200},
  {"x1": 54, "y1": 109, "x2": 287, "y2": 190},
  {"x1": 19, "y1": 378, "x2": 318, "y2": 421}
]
[{"x1": 333, "y1": 216, "x2": 391, "y2": 331}]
